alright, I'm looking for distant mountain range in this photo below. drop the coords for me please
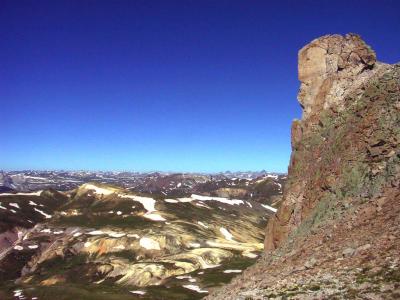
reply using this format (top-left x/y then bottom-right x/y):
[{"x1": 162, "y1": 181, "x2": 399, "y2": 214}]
[{"x1": 0, "y1": 170, "x2": 286, "y2": 204}]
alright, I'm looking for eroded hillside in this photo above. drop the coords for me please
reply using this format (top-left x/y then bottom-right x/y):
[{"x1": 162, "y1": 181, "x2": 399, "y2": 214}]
[
  {"x1": 207, "y1": 34, "x2": 400, "y2": 299},
  {"x1": 0, "y1": 182, "x2": 277, "y2": 299}
]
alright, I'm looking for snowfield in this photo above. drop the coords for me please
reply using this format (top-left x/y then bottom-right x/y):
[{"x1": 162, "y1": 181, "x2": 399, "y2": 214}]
[
  {"x1": 223, "y1": 269, "x2": 242, "y2": 273},
  {"x1": 182, "y1": 284, "x2": 208, "y2": 293},
  {"x1": 190, "y1": 194, "x2": 245, "y2": 205},
  {"x1": 34, "y1": 208, "x2": 52, "y2": 219},
  {"x1": 220, "y1": 227, "x2": 234, "y2": 241},
  {"x1": 82, "y1": 184, "x2": 115, "y2": 196},
  {"x1": 139, "y1": 237, "x2": 161, "y2": 250},
  {"x1": 0, "y1": 191, "x2": 43, "y2": 197},
  {"x1": 261, "y1": 203, "x2": 277, "y2": 213}
]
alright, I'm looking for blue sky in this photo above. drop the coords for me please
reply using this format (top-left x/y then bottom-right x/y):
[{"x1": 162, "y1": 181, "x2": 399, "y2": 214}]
[{"x1": 1, "y1": 1, "x2": 399, "y2": 173}]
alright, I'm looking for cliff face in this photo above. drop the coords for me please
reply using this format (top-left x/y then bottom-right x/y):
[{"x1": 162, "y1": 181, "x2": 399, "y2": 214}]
[
  {"x1": 207, "y1": 34, "x2": 400, "y2": 299},
  {"x1": 265, "y1": 34, "x2": 398, "y2": 251}
]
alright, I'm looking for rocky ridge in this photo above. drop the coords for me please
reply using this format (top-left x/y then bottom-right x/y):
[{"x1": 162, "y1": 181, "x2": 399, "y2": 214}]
[{"x1": 207, "y1": 34, "x2": 400, "y2": 299}]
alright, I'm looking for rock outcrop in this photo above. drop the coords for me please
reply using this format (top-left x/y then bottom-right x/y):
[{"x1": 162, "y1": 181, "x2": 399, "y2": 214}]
[
  {"x1": 297, "y1": 34, "x2": 377, "y2": 121},
  {"x1": 265, "y1": 34, "x2": 394, "y2": 251},
  {"x1": 207, "y1": 34, "x2": 399, "y2": 299}
]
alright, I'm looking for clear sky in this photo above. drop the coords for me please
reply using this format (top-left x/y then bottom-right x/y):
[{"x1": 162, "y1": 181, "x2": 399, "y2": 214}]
[{"x1": 1, "y1": 1, "x2": 399, "y2": 173}]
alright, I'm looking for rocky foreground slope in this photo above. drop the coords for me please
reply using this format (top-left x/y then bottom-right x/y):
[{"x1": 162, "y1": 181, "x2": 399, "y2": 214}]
[
  {"x1": 208, "y1": 34, "x2": 400, "y2": 299},
  {"x1": 0, "y1": 182, "x2": 278, "y2": 299}
]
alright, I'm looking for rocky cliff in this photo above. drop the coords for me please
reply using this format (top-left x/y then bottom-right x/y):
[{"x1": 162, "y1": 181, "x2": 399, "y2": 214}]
[
  {"x1": 208, "y1": 34, "x2": 400, "y2": 299},
  {"x1": 265, "y1": 33, "x2": 394, "y2": 251}
]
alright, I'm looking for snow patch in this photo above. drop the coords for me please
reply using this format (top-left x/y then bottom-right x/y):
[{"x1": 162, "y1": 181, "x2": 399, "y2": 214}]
[
  {"x1": 9, "y1": 203, "x2": 20, "y2": 209},
  {"x1": 176, "y1": 197, "x2": 193, "y2": 203},
  {"x1": 195, "y1": 202, "x2": 211, "y2": 209},
  {"x1": 176, "y1": 275, "x2": 193, "y2": 280},
  {"x1": 120, "y1": 194, "x2": 166, "y2": 221},
  {"x1": 108, "y1": 232, "x2": 126, "y2": 238},
  {"x1": 13, "y1": 290, "x2": 23, "y2": 297},
  {"x1": 197, "y1": 221, "x2": 209, "y2": 228},
  {"x1": 88, "y1": 230, "x2": 104, "y2": 235},
  {"x1": 165, "y1": 199, "x2": 179, "y2": 203},
  {"x1": 34, "y1": 208, "x2": 52, "y2": 219},
  {"x1": 0, "y1": 191, "x2": 42, "y2": 197},
  {"x1": 261, "y1": 204, "x2": 277, "y2": 213},
  {"x1": 223, "y1": 269, "x2": 242, "y2": 273},
  {"x1": 119, "y1": 194, "x2": 156, "y2": 213},
  {"x1": 242, "y1": 252, "x2": 258, "y2": 258},
  {"x1": 139, "y1": 237, "x2": 161, "y2": 250},
  {"x1": 189, "y1": 242, "x2": 201, "y2": 248},
  {"x1": 143, "y1": 213, "x2": 166, "y2": 221},
  {"x1": 127, "y1": 233, "x2": 140, "y2": 239},
  {"x1": 182, "y1": 285, "x2": 208, "y2": 293},
  {"x1": 82, "y1": 184, "x2": 114, "y2": 196},
  {"x1": 220, "y1": 227, "x2": 234, "y2": 241},
  {"x1": 130, "y1": 290, "x2": 146, "y2": 295},
  {"x1": 266, "y1": 174, "x2": 278, "y2": 179},
  {"x1": 190, "y1": 194, "x2": 244, "y2": 206}
]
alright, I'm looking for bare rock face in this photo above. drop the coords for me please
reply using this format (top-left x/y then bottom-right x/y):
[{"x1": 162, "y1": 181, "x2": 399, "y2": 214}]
[
  {"x1": 298, "y1": 34, "x2": 377, "y2": 120},
  {"x1": 265, "y1": 34, "x2": 398, "y2": 251}
]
